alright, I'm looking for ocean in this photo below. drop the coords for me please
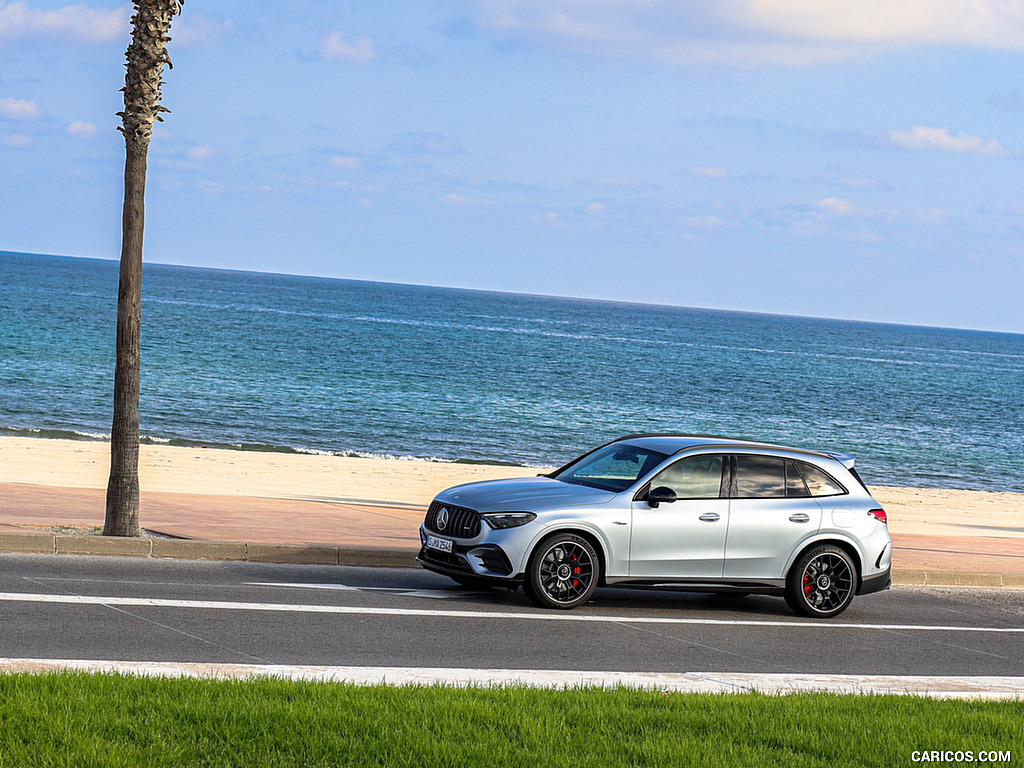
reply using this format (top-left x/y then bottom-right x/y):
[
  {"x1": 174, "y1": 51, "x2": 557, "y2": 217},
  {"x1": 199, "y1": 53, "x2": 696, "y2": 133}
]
[{"x1": 1, "y1": 250, "x2": 1022, "y2": 493}]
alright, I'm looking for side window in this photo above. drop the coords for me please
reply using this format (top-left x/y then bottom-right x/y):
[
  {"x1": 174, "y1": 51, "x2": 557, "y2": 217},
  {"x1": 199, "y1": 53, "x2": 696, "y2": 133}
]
[
  {"x1": 734, "y1": 455, "x2": 786, "y2": 498},
  {"x1": 795, "y1": 462, "x2": 847, "y2": 497},
  {"x1": 649, "y1": 455, "x2": 724, "y2": 499},
  {"x1": 785, "y1": 460, "x2": 810, "y2": 498}
]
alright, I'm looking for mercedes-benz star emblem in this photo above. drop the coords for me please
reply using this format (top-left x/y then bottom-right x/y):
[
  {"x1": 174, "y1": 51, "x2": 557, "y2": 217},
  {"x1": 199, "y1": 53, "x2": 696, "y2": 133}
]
[{"x1": 436, "y1": 507, "x2": 449, "y2": 531}]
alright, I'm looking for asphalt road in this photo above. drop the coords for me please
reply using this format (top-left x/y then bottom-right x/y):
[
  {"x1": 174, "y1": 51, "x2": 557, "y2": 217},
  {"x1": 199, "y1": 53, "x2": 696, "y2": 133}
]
[{"x1": 2, "y1": 553, "x2": 1023, "y2": 677}]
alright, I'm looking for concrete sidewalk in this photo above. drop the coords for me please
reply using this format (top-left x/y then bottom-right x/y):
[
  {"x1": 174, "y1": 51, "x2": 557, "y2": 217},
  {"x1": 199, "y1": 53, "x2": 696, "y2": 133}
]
[{"x1": 1, "y1": 482, "x2": 1021, "y2": 588}]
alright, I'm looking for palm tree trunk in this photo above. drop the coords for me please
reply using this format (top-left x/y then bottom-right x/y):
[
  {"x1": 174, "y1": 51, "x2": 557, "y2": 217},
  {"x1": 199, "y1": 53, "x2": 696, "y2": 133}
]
[
  {"x1": 104, "y1": 0, "x2": 183, "y2": 537},
  {"x1": 104, "y1": 141, "x2": 147, "y2": 536}
]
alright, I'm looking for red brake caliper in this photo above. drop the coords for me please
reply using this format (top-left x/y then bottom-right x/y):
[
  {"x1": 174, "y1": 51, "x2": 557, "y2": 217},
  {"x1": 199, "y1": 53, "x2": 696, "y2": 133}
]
[
  {"x1": 572, "y1": 553, "x2": 580, "y2": 587},
  {"x1": 803, "y1": 572, "x2": 812, "y2": 595}
]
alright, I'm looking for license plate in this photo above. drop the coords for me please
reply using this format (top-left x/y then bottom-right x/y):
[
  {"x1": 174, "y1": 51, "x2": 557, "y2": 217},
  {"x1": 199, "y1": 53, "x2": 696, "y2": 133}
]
[{"x1": 426, "y1": 535, "x2": 453, "y2": 554}]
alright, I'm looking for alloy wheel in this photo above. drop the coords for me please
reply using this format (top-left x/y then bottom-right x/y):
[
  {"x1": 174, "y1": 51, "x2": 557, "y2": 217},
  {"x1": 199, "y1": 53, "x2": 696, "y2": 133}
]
[{"x1": 800, "y1": 552, "x2": 854, "y2": 614}]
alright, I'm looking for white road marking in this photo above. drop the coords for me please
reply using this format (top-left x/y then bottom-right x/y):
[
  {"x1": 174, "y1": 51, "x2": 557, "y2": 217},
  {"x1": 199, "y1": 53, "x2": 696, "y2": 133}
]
[
  {"x1": 0, "y1": 658, "x2": 1021, "y2": 699},
  {"x1": 1, "y1": 591, "x2": 1022, "y2": 633},
  {"x1": 245, "y1": 582, "x2": 362, "y2": 591}
]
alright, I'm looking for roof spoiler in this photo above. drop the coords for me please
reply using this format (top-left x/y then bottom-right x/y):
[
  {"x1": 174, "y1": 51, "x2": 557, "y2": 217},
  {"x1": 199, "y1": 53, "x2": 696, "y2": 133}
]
[{"x1": 823, "y1": 451, "x2": 856, "y2": 469}]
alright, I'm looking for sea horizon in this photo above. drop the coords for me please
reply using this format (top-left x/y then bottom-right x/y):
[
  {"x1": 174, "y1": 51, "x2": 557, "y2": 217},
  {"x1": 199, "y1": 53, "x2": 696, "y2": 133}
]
[
  {"x1": 7, "y1": 249, "x2": 1022, "y2": 339},
  {"x1": 2, "y1": 249, "x2": 1022, "y2": 493}
]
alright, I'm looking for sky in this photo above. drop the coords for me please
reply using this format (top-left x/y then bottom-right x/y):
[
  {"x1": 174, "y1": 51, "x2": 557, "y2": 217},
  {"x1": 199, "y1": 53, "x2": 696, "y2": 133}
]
[{"x1": 2, "y1": 1, "x2": 1023, "y2": 333}]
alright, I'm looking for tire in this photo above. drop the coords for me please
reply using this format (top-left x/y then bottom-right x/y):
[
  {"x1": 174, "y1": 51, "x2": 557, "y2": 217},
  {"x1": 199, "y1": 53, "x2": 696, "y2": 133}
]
[
  {"x1": 523, "y1": 533, "x2": 600, "y2": 610},
  {"x1": 785, "y1": 544, "x2": 857, "y2": 618}
]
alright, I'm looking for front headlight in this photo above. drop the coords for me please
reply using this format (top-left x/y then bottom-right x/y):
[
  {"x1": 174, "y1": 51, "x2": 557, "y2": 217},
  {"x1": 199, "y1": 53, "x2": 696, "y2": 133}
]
[{"x1": 482, "y1": 512, "x2": 537, "y2": 530}]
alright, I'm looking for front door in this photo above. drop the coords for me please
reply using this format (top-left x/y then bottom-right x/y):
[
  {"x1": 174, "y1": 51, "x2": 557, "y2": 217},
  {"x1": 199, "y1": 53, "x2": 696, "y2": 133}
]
[{"x1": 629, "y1": 454, "x2": 729, "y2": 579}]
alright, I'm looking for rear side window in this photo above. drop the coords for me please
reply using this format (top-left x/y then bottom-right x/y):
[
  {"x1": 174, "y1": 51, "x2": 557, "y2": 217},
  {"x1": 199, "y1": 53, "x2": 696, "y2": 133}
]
[
  {"x1": 794, "y1": 461, "x2": 847, "y2": 497},
  {"x1": 785, "y1": 460, "x2": 810, "y2": 497},
  {"x1": 733, "y1": 456, "x2": 846, "y2": 498},
  {"x1": 734, "y1": 455, "x2": 786, "y2": 498}
]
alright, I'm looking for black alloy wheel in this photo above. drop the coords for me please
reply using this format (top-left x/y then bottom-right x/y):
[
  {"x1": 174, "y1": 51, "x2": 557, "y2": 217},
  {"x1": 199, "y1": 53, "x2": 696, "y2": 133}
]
[
  {"x1": 785, "y1": 544, "x2": 857, "y2": 618},
  {"x1": 523, "y1": 533, "x2": 600, "y2": 610}
]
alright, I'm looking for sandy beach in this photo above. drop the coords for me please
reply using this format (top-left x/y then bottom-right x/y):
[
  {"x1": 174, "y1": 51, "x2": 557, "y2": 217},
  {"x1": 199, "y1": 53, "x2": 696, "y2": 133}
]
[
  {"x1": 1, "y1": 435, "x2": 1021, "y2": 537},
  {"x1": 0, "y1": 437, "x2": 1020, "y2": 570}
]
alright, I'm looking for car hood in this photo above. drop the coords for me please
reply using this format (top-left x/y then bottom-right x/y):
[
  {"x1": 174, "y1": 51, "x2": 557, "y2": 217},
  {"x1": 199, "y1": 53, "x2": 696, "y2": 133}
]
[{"x1": 435, "y1": 476, "x2": 617, "y2": 512}]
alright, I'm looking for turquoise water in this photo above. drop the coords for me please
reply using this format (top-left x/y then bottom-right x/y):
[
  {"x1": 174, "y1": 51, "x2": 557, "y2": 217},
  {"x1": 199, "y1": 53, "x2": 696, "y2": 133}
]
[{"x1": 1, "y1": 250, "x2": 1022, "y2": 492}]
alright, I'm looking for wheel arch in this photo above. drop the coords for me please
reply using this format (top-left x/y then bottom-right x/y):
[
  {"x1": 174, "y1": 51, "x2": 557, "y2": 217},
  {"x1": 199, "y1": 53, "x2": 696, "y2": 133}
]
[
  {"x1": 788, "y1": 536, "x2": 864, "y2": 588},
  {"x1": 526, "y1": 525, "x2": 609, "y2": 585}
]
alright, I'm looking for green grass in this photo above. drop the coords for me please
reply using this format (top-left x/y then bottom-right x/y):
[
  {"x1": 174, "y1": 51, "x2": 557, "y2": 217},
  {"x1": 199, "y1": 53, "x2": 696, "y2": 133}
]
[{"x1": 0, "y1": 673, "x2": 1021, "y2": 767}]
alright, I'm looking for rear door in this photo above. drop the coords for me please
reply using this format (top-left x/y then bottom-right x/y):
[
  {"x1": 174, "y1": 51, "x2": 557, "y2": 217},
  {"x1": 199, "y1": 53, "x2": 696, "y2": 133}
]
[{"x1": 722, "y1": 454, "x2": 823, "y2": 579}]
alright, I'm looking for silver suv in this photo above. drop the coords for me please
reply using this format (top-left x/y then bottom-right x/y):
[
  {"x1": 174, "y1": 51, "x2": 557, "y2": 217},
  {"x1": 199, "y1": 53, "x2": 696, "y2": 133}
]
[{"x1": 417, "y1": 434, "x2": 891, "y2": 618}]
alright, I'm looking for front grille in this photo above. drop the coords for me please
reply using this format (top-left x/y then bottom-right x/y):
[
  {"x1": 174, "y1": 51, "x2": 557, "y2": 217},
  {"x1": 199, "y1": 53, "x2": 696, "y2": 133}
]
[{"x1": 425, "y1": 501, "x2": 481, "y2": 538}]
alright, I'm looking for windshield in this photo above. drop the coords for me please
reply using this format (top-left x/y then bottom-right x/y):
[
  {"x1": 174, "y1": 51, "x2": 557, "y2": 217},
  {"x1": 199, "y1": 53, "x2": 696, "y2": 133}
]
[{"x1": 555, "y1": 443, "x2": 668, "y2": 492}]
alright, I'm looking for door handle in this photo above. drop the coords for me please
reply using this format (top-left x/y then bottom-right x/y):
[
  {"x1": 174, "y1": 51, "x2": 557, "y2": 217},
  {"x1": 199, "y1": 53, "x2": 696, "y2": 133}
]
[
  {"x1": 789, "y1": 513, "x2": 810, "y2": 523},
  {"x1": 698, "y1": 513, "x2": 720, "y2": 522}
]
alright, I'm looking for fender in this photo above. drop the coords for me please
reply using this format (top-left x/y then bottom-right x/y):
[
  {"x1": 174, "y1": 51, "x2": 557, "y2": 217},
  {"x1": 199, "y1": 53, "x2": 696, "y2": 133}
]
[
  {"x1": 781, "y1": 531, "x2": 866, "y2": 579},
  {"x1": 516, "y1": 520, "x2": 618, "y2": 578}
]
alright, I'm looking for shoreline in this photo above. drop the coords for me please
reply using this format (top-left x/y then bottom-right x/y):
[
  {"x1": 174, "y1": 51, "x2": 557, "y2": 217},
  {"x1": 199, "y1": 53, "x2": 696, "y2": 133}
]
[{"x1": 0, "y1": 436, "x2": 1021, "y2": 540}]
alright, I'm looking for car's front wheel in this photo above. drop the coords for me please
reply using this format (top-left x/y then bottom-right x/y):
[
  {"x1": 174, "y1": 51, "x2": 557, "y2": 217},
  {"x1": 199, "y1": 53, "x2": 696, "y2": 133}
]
[
  {"x1": 523, "y1": 533, "x2": 599, "y2": 610},
  {"x1": 784, "y1": 544, "x2": 857, "y2": 618}
]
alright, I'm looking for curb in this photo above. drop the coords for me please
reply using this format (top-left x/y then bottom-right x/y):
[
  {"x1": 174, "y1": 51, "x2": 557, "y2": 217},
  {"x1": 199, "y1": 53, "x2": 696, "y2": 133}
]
[
  {"x1": 0, "y1": 532, "x2": 418, "y2": 569},
  {"x1": 0, "y1": 533, "x2": 1020, "y2": 588}
]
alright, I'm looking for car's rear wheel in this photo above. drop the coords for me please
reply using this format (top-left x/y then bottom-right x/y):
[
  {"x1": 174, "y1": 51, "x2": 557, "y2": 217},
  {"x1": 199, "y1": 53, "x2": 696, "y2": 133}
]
[
  {"x1": 523, "y1": 533, "x2": 599, "y2": 610},
  {"x1": 785, "y1": 545, "x2": 857, "y2": 618}
]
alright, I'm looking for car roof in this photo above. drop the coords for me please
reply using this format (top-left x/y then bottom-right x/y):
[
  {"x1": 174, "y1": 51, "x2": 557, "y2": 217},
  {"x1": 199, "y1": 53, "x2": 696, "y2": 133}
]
[{"x1": 612, "y1": 433, "x2": 854, "y2": 466}]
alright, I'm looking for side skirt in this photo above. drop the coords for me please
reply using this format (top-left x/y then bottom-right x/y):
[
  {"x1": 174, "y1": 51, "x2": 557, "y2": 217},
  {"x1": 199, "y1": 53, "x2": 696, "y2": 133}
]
[{"x1": 602, "y1": 578, "x2": 785, "y2": 596}]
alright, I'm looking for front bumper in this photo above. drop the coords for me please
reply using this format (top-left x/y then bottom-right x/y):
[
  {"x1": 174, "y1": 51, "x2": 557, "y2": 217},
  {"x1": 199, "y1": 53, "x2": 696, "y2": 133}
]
[{"x1": 417, "y1": 525, "x2": 521, "y2": 583}]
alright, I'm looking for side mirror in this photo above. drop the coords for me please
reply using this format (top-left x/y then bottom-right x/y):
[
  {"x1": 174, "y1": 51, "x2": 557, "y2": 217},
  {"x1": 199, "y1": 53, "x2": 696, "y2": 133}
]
[{"x1": 647, "y1": 486, "x2": 677, "y2": 508}]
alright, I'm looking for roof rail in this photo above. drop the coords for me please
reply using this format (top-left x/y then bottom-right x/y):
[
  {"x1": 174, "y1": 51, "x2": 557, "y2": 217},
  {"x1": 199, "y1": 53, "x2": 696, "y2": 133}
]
[{"x1": 613, "y1": 433, "x2": 840, "y2": 462}]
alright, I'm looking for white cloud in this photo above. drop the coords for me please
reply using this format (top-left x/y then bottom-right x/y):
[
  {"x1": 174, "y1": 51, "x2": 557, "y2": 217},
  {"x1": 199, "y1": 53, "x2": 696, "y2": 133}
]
[
  {"x1": 888, "y1": 126, "x2": 1007, "y2": 155},
  {"x1": 0, "y1": 1, "x2": 129, "y2": 44},
  {"x1": 840, "y1": 176, "x2": 883, "y2": 190},
  {"x1": 530, "y1": 211, "x2": 563, "y2": 226},
  {"x1": 586, "y1": 202, "x2": 607, "y2": 214},
  {"x1": 746, "y1": 0, "x2": 1024, "y2": 48},
  {"x1": 173, "y1": 14, "x2": 232, "y2": 49},
  {"x1": 320, "y1": 31, "x2": 376, "y2": 63},
  {"x1": 815, "y1": 197, "x2": 853, "y2": 215},
  {"x1": 187, "y1": 144, "x2": 215, "y2": 162},
  {"x1": 686, "y1": 215, "x2": 725, "y2": 227},
  {"x1": 0, "y1": 3, "x2": 227, "y2": 48},
  {"x1": 387, "y1": 131, "x2": 464, "y2": 155},
  {"x1": 918, "y1": 207, "x2": 948, "y2": 225},
  {"x1": 594, "y1": 177, "x2": 651, "y2": 189},
  {"x1": 66, "y1": 120, "x2": 97, "y2": 138},
  {"x1": 469, "y1": 0, "x2": 1024, "y2": 67},
  {"x1": 0, "y1": 96, "x2": 42, "y2": 120},
  {"x1": 1, "y1": 132, "x2": 30, "y2": 146},
  {"x1": 442, "y1": 192, "x2": 503, "y2": 209},
  {"x1": 692, "y1": 166, "x2": 728, "y2": 178},
  {"x1": 330, "y1": 155, "x2": 362, "y2": 170}
]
